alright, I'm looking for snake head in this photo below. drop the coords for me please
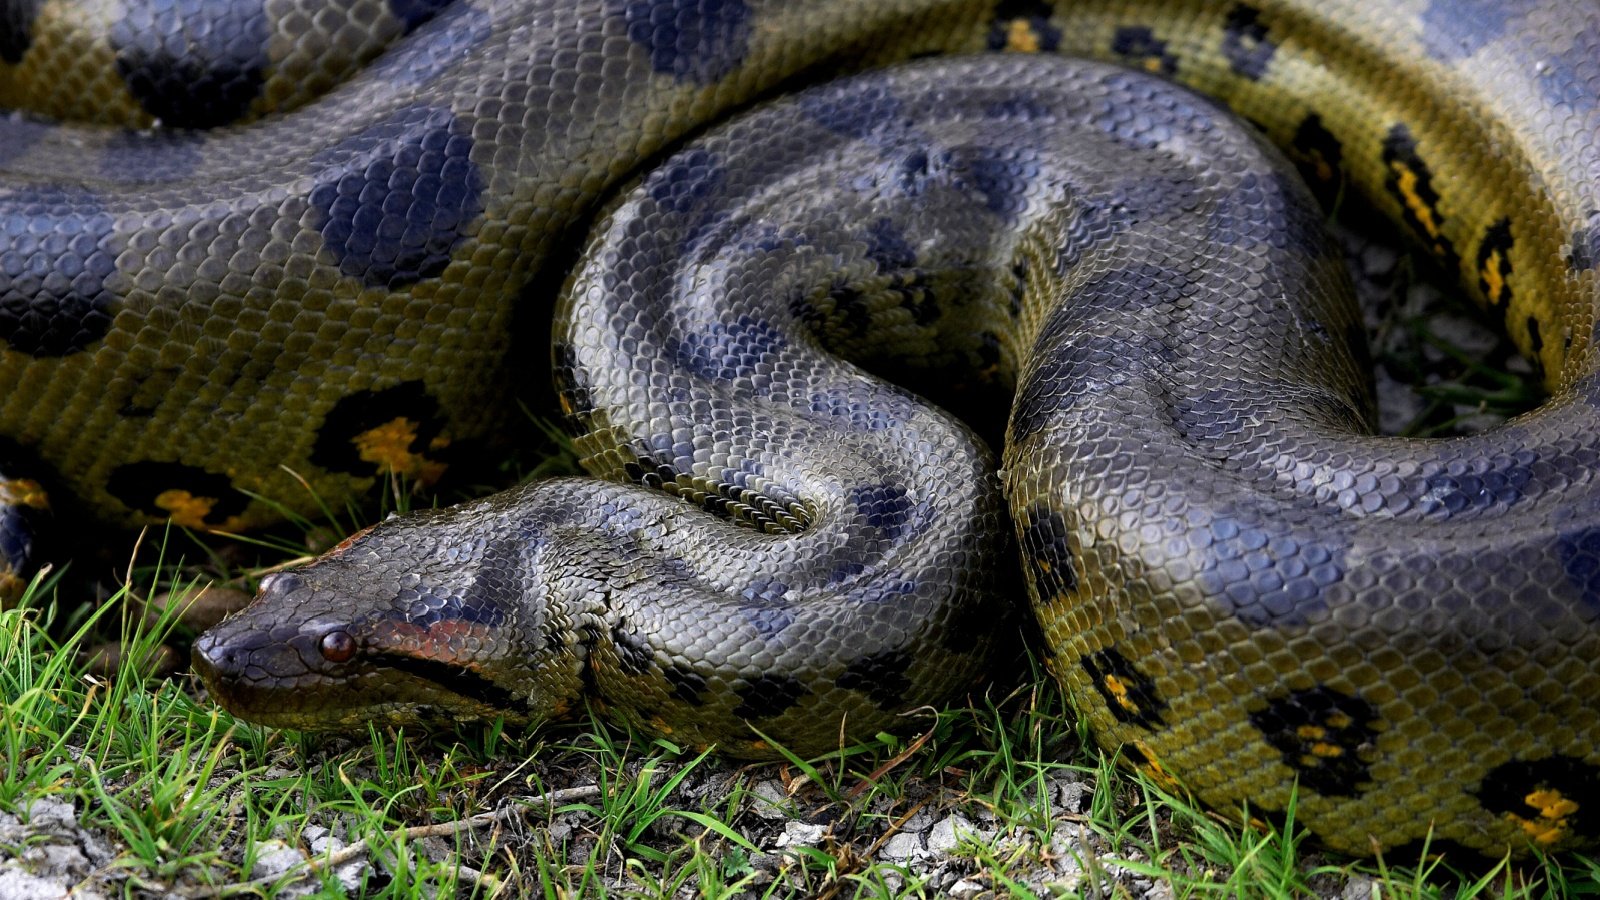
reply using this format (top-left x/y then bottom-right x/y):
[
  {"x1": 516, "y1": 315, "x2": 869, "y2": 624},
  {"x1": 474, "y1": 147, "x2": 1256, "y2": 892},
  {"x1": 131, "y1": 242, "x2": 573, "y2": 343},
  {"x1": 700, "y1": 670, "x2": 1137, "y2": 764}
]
[{"x1": 192, "y1": 504, "x2": 582, "y2": 730}]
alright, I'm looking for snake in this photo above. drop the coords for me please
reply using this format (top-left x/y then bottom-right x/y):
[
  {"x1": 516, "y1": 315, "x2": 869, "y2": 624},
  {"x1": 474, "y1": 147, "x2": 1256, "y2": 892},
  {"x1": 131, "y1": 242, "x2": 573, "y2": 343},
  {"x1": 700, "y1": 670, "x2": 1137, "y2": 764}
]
[{"x1": 3, "y1": 0, "x2": 1599, "y2": 860}]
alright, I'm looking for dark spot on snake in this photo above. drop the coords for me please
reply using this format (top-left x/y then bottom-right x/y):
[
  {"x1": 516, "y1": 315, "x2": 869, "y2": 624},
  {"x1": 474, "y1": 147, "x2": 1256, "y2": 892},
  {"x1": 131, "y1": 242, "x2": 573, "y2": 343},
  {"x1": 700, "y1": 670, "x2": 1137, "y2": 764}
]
[
  {"x1": 984, "y1": 91, "x2": 1054, "y2": 121},
  {"x1": 1569, "y1": 209, "x2": 1600, "y2": 271},
  {"x1": 849, "y1": 483, "x2": 915, "y2": 540},
  {"x1": 553, "y1": 340, "x2": 594, "y2": 419},
  {"x1": 807, "y1": 384, "x2": 909, "y2": 431},
  {"x1": 835, "y1": 648, "x2": 914, "y2": 709},
  {"x1": 1381, "y1": 124, "x2": 1459, "y2": 272},
  {"x1": 368, "y1": 653, "x2": 523, "y2": 712},
  {"x1": 1082, "y1": 647, "x2": 1166, "y2": 728},
  {"x1": 0, "y1": 0, "x2": 41, "y2": 64},
  {"x1": 309, "y1": 104, "x2": 484, "y2": 289},
  {"x1": 610, "y1": 626, "x2": 655, "y2": 677},
  {"x1": 105, "y1": 461, "x2": 246, "y2": 524},
  {"x1": 732, "y1": 673, "x2": 809, "y2": 719},
  {"x1": 1288, "y1": 113, "x2": 1344, "y2": 205},
  {"x1": 1418, "y1": 458, "x2": 1535, "y2": 517},
  {"x1": 1222, "y1": 5, "x2": 1276, "y2": 79},
  {"x1": 739, "y1": 578, "x2": 793, "y2": 636},
  {"x1": 647, "y1": 147, "x2": 723, "y2": 215},
  {"x1": 1020, "y1": 504, "x2": 1078, "y2": 604},
  {"x1": 388, "y1": 0, "x2": 454, "y2": 32},
  {"x1": 310, "y1": 381, "x2": 445, "y2": 476},
  {"x1": 863, "y1": 218, "x2": 916, "y2": 271},
  {"x1": 1419, "y1": 0, "x2": 1538, "y2": 60},
  {"x1": 1196, "y1": 514, "x2": 1340, "y2": 627},
  {"x1": 1477, "y1": 217, "x2": 1514, "y2": 306},
  {"x1": 1476, "y1": 755, "x2": 1600, "y2": 843},
  {"x1": 1379, "y1": 836, "x2": 1493, "y2": 863},
  {"x1": 951, "y1": 144, "x2": 1036, "y2": 220},
  {"x1": 1247, "y1": 685, "x2": 1378, "y2": 797},
  {"x1": 0, "y1": 186, "x2": 119, "y2": 357},
  {"x1": 398, "y1": 581, "x2": 507, "y2": 629},
  {"x1": 1111, "y1": 26, "x2": 1178, "y2": 76},
  {"x1": 1207, "y1": 170, "x2": 1321, "y2": 255},
  {"x1": 110, "y1": 0, "x2": 270, "y2": 128},
  {"x1": 1526, "y1": 315, "x2": 1545, "y2": 380},
  {"x1": 986, "y1": 0, "x2": 1060, "y2": 52},
  {"x1": 616, "y1": 0, "x2": 752, "y2": 84},
  {"x1": 672, "y1": 316, "x2": 786, "y2": 382},
  {"x1": 799, "y1": 82, "x2": 901, "y2": 140},
  {"x1": 663, "y1": 663, "x2": 707, "y2": 705},
  {"x1": 1556, "y1": 527, "x2": 1600, "y2": 614}
]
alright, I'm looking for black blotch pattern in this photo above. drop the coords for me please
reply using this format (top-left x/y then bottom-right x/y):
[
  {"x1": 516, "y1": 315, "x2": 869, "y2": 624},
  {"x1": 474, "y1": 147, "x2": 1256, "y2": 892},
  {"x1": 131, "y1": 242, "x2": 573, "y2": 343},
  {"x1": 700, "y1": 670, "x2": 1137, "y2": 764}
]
[
  {"x1": 110, "y1": 0, "x2": 270, "y2": 128},
  {"x1": 1248, "y1": 685, "x2": 1378, "y2": 796},
  {"x1": 664, "y1": 663, "x2": 707, "y2": 705},
  {"x1": 733, "y1": 673, "x2": 809, "y2": 719},
  {"x1": 0, "y1": 0, "x2": 42, "y2": 64},
  {"x1": 799, "y1": 83, "x2": 901, "y2": 140},
  {"x1": 105, "y1": 461, "x2": 247, "y2": 523},
  {"x1": 1417, "y1": 455, "x2": 1535, "y2": 517},
  {"x1": 848, "y1": 483, "x2": 914, "y2": 540},
  {"x1": 1569, "y1": 209, "x2": 1600, "y2": 271},
  {"x1": 1379, "y1": 836, "x2": 1491, "y2": 862},
  {"x1": 610, "y1": 626, "x2": 656, "y2": 677},
  {"x1": 1476, "y1": 755, "x2": 1600, "y2": 842},
  {"x1": 0, "y1": 186, "x2": 119, "y2": 357},
  {"x1": 388, "y1": 0, "x2": 454, "y2": 32},
  {"x1": 863, "y1": 218, "x2": 916, "y2": 271},
  {"x1": 1111, "y1": 26, "x2": 1178, "y2": 76},
  {"x1": 1475, "y1": 218, "x2": 1515, "y2": 307},
  {"x1": 1381, "y1": 124, "x2": 1460, "y2": 271},
  {"x1": 1526, "y1": 315, "x2": 1545, "y2": 380},
  {"x1": 309, "y1": 104, "x2": 484, "y2": 288},
  {"x1": 835, "y1": 648, "x2": 914, "y2": 709},
  {"x1": 985, "y1": 0, "x2": 1061, "y2": 52},
  {"x1": 553, "y1": 340, "x2": 593, "y2": 418},
  {"x1": 1082, "y1": 647, "x2": 1166, "y2": 728},
  {"x1": 0, "y1": 441, "x2": 50, "y2": 583},
  {"x1": 952, "y1": 145, "x2": 1035, "y2": 219},
  {"x1": 1020, "y1": 504, "x2": 1078, "y2": 604},
  {"x1": 1221, "y1": 5, "x2": 1276, "y2": 79},
  {"x1": 1289, "y1": 113, "x2": 1344, "y2": 205},
  {"x1": 617, "y1": 0, "x2": 752, "y2": 83},
  {"x1": 673, "y1": 316, "x2": 786, "y2": 381},
  {"x1": 1191, "y1": 511, "x2": 1340, "y2": 627},
  {"x1": 1207, "y1": 170, "x2": 1322, "y2": 257},
  {"x1": 310, "y1": 381, "x2": 444, "y2": 475}
]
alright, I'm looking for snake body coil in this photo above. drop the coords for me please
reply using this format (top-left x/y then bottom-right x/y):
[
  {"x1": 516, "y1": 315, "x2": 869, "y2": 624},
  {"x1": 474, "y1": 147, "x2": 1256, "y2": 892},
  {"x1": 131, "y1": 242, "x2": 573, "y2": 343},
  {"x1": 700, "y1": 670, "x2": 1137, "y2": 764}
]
[{"x1": 4, "y1": 0, "x2": 1600, "y2": 858}]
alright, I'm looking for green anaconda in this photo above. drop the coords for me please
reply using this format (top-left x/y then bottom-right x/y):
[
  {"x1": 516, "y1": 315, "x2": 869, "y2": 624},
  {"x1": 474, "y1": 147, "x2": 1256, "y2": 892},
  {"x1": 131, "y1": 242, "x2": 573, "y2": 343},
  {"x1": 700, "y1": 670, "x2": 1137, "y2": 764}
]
[{"x1": 3, "y1": 0, "x2": 1598, "y2": 859}]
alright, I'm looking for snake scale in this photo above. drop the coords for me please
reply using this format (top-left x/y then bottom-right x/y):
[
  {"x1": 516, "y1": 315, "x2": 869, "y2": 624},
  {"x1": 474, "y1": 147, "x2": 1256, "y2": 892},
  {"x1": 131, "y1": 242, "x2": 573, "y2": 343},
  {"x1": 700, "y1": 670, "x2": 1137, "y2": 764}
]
[{"x1": 3, "y1": 0, "x2": 1599, "y2": 859}]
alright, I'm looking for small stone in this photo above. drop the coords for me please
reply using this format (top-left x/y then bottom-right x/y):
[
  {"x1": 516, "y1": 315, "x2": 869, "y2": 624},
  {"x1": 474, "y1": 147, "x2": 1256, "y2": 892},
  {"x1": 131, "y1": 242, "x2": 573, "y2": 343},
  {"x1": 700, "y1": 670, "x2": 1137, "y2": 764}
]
[
  {"x1": 880, "y1": 831, "x2": 923, "y2": 861},
  {"x1": 747, "y1": 779, "x2": 792, "y2": 820},
  {"x1": 250, "y1": 839, "x2": 306, "y2": 880},
  {"x1": 949, "y1": 877, "x2": 988, "y2": 899},
  {"x1": 774, "y1": 821, "x2": 827, "y2": 849},
  {"x1": 926, "y1": 814, "x2": 985, "y2": 853},
  {"x1": 1145, "y1": 879, "x2": 1176, "y2": 900},
  {"x1": 1359, "y1": 243, "x2": 1398, "y2": 279},
  {"x1": 1343, "y1": 874, "x2": 1377, "y2": 900},
  {"x1": 23, "y1": 797, "x2": 75, "y2": 830}
]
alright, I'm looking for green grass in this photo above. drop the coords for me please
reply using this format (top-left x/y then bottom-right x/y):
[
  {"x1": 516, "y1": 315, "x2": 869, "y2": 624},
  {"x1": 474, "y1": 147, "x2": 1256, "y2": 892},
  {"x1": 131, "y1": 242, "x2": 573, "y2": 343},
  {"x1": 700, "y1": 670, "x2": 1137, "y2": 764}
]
[{"x1": 6, "y1": 558, "x2": 1600, "y2": 897}]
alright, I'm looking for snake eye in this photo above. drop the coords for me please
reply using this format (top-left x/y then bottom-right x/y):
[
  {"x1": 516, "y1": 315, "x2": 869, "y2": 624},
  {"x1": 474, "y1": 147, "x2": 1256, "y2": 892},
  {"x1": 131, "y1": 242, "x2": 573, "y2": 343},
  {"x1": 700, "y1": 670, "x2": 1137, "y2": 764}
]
[{"x1": 319, "y1": 630, "x2": 356, "y2": 663}]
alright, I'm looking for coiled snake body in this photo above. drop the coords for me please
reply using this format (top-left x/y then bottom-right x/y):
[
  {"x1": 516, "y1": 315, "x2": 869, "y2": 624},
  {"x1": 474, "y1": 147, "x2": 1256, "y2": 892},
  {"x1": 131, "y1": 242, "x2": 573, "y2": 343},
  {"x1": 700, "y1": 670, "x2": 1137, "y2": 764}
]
[{"x1": 4, "y1": 0, "x2": 1599, "y2": 858}]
